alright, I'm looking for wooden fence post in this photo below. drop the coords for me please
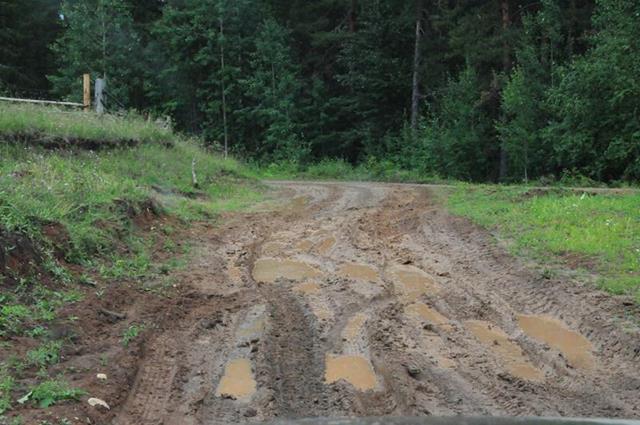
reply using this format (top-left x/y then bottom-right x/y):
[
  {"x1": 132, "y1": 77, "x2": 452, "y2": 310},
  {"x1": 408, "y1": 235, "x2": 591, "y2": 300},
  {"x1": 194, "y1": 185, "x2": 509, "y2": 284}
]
[
  {"x1": 95, "y1": 78, "x2": 105, "y2": 114},
  {"x1": 83, "y1": 74, "x2": 91, "y2": 111}
]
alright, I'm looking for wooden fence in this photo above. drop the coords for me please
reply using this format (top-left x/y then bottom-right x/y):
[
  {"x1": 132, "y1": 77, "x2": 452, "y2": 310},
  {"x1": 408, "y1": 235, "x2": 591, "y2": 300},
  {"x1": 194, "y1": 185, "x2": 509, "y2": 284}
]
[{"x1": 0, "y1": 74, "x2": 105, "y2": 113}]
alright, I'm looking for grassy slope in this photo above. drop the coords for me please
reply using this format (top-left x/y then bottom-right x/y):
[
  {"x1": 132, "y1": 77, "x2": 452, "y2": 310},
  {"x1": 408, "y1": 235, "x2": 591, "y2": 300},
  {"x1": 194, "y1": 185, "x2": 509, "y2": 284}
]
[
  {"x1": 447, "y1": 186, "x2": 640, "y2": 301},
  {"x1": 0, "y1": 104, "x2": 261, "y2": 417}
]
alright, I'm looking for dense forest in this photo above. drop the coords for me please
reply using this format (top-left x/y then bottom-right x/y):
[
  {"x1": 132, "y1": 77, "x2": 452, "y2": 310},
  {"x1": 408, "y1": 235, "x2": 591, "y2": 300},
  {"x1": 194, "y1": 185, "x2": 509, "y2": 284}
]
[{"x1": 1, "y1": 0, "x2": 638, "y2": 182}]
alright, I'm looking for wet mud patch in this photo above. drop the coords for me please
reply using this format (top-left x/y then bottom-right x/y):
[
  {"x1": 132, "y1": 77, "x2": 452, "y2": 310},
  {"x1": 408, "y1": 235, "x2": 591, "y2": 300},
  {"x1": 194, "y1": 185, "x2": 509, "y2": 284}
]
[
  {"x1": 325, "y1": 354, "x2": 377, "y2": 391},
  {"x1": 342, "y1": 312, "x2": 368, "y2": 341},
  {"x1": 517, "y1": 314, "x2": 595, "y2": 369},
  {"x1": 252, "y1": 258, "x2": 322, "y2": 283},
  {"x1": 315, "y1": 236, "x2": 336, "y2": 255},
  {"x1": 215, "y1": 358, "x2": 257, "y2": 400},
  {"x1": 466, "y1": 320, "x2": 543, "y2": 382},
  {"x1": 388, "y1": 264, "x2": 440, "y2": 301},
  {"x1": 338, "y1": 263, "x2": 380, "y2": 282},
  {"x1": 296, "y1": 239, "x2": 314, "y2": 251},
  {"x1": 261, "y1": 241, "x2": 285, "y2": 256},
  {"x1": 405, "y1": 302, "x2": 451, "y2": 330},
  {"x1": 293, "y1": 281, "x2": 321, "y2": 295}
]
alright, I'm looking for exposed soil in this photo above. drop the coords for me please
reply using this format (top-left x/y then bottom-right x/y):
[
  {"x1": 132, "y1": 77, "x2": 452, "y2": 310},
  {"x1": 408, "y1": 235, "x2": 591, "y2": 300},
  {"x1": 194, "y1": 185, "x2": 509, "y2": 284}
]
[{"x1": 7, "y1": 182, "x2": 640, "y2": 424}]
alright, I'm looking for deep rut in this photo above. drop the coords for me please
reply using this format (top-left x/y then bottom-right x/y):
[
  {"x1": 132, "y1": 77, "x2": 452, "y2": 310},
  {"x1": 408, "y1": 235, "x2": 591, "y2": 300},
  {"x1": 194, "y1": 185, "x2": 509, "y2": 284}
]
[{"x1": 111, "y1": 182, "x2": 640, "y2": 424}]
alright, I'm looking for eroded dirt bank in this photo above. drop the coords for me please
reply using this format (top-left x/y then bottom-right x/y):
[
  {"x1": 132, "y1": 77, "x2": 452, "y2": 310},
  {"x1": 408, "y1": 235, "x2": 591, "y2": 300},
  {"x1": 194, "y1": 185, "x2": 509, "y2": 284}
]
[{"x1": 111, "y1": 182, "x2": 640, "y2": 424}]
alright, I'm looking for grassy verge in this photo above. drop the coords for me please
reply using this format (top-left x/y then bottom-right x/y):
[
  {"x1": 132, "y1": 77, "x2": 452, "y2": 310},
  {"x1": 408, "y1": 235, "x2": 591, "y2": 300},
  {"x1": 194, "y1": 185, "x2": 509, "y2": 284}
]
[
  {"x1": 447, "y1": 185, "x2": 640, "y2": 301},
  {"x1": 254, "y1": 158, "x2": 445, "y2": 184},
  {"x1": 0, "y1": 103, "x2": 262, "y2": 418},
  {"x1": 0, "y1": 102, "x2": 173, "y2": 144}
]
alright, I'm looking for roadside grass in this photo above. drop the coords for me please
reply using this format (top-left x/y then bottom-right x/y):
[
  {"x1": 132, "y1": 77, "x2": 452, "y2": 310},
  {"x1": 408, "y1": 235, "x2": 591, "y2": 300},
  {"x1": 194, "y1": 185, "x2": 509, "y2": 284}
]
[
  {"x1": 0, "y1": 103, "x2": 172, "y2": 144},
  {"x1": 0, "y1": 104, "x2": 263, "y2": 416},
  {"x1": 0, "y1": 140, "x2": 261, "y2": 271},
  {"x1": 447, "y1": 186, "x2": 640, "y2": 301}
]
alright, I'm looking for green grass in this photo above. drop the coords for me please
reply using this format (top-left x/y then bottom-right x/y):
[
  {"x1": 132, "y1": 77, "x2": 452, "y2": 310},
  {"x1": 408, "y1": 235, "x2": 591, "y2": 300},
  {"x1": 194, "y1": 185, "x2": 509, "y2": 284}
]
[
  {"x1": 447, "y1": 186, "x2": 640, "y2": 301},
  {"x1": 255, "y1": 158, "x2": 444, "y2": 184},
  {"x1": 26, "y1": 341, "x2": 62, "y2": 370},
  {"x1": 28, "y1": 379, "x2": 84, "y2": 408},
  {"x1": 121, "y1": 324, "x2": 144, "y2": 347},
  {"x1": 0, "y1": 286, "x2": 81, "y2": 338},
  {"x1": 0, "y1": 103, "x2": 173, "y2": 144},
  {"x1": 0, "y1": 369, "x2": 14, "y2": 414},
  {"x1": 0, "y1": 139, "x2": 261, "y2": 266}
]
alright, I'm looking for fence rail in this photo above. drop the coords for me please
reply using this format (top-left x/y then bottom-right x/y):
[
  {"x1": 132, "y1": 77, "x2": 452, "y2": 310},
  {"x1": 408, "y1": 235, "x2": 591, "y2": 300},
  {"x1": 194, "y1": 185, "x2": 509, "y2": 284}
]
[
  {"x1": 0, "y1": 73, "x2": 103, "y2": 112},
  {"x1": 0, "y1": 96, "x2": 84, "y2": 108}
]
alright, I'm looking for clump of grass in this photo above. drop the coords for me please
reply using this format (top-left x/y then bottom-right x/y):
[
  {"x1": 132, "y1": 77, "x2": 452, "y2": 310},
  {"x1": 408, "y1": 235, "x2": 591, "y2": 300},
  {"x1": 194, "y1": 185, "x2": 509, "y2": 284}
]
[
  {"x1": 26, "y1": 341, "x2": 62, "y2": 369},
  {"x1": 0, "y1": 285, "x2": 81, "y2": 338},
  {"x1": 121, "y1": 324, "x2": 144, "y2": 347},
  {"x1": 0, "y1": 103, "x2": 172, "y2": 144},
  {"x1": 0, "y1": 369, "x2": 14, "y2": 414},
  {"x1": 447, "y1": 186, "x2": 640, "y2": 301},
  {"x1": 29, "y1": 379, "x2": 84, "y2": 408}
]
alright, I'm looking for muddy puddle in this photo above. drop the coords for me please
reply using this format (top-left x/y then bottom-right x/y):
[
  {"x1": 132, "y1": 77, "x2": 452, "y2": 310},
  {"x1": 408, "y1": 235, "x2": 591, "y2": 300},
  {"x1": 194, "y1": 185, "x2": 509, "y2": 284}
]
[
  {"x1": 236, "y1": 305, "x2": 268, "y2": 340},
  {"x1": 325, "y1": 355, "x2": 377, "y2": 391},
  {"x1": 316, "y1": 236, "x2": 336, "y2": 254},
  {"x1": 388, "y1": 264, "x2": 440, "y2": 300},
  {"x1": 262, "y1": 241, "x2": 285, "y2": 256},
  {"x1": 338, "y1": 263, "x2": 380, "y2": 282},
  {"x1": 342, "y1": 312, "x2": 368, "y2": 341},
  {"x1": 293, "y1": 281, "x2": 321, "y2": 295},
  {"x1": 466, "y1": 320, "x2": 543, "y2": 382},
  {"x1": 296, "y1": 239, "x2": 313, "y2": 251},
  {"x1": 215, "y1": 358, "x2": 257, "y2": 400},
  {"x1": 405, "y1": 302, "x2": 450, "y2": 329},
  {"x1": 252, "y1": 258, "x2": 322, "y2": 283},
  {"x1": 518, "y1": 314, "x2": 595, "y2": 369}
]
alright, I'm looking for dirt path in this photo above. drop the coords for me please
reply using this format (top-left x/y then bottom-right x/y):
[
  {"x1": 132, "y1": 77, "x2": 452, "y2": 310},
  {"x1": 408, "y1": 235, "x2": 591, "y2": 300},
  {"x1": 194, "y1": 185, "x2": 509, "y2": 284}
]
[{"x1": 112, "y1": 182, "x2": 640, "y2": 424}]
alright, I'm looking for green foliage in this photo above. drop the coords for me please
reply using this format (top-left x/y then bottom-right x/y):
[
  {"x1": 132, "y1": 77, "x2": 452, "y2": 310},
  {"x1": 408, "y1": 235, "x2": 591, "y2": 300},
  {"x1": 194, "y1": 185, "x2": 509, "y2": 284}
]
[
  {"x1": 49, "y1": 0, "x2": 143, "y2": 107},
  {"x1": 0, "y1": 287, "x2": 81, "y2": 338},
  {"x1": 121, "y1": 324, "x2": 144, "y2": 347},
  {"x1": 0, "y1": 0, "x2": 61, "y2": 96},
  {"x1": 29, "y1": 380, "x2": 84, "y2": 408},
  {"x1": 448, "y1": 187, "x2": 640, "y2": 300},
  {"x1": 26, "y1": 342, "x2": 63, "y2": 370},
  {"x1": 0, "y1": 369, "x2": 14, "y2": 414},
  {"x1": 240, "y1": 19, "x2": 307, "y2": 162},
  {"x1": 416, "y1": 66, "x2": 496, "y2": 181},
  {"x1": 545, "y1": 0, "x2": 640, "y2": 181}
]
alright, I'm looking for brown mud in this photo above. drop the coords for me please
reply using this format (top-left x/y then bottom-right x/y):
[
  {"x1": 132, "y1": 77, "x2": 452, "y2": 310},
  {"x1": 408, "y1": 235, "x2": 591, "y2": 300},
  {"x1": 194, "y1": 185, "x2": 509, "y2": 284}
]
[{"x1": 9, "y1": 182, "x2": 640, "y2": 424}]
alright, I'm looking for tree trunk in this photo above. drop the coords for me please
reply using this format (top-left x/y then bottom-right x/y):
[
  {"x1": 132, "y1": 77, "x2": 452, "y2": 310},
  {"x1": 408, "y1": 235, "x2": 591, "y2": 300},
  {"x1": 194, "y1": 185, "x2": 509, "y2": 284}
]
[
  {"x1": 349, "y1": 0, "x2": 357, "y2": 32},
  {"x1": 219, "y1": 15, "x2": 229, "y2": 159},
  {"x1": 410, "y1": 0, "x2": 425, "y2": 131},
  {"x1": 499, "y1": 0, "x2": 511, "y2": 181}
]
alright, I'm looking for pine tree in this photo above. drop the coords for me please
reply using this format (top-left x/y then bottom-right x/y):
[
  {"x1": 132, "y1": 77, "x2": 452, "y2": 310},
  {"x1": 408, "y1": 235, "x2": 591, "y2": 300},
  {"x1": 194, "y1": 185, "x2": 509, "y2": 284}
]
[
  {"x1": 546, "y1": 0, "x2": 640, "y2": 181},
  {"x1": 0, "y1": 0, "x2": 62, "y2": 96},
  {"x1": 49, "y1": 0, "x2": 142, "y2": 107},
  {"x1": 240, "y1": 18, "x2": 306, "y2": 162}
]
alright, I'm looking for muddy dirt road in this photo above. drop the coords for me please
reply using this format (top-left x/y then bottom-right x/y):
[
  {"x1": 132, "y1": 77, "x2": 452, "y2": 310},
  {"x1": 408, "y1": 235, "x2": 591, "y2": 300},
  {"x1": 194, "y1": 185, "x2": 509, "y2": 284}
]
[{"x1": 113, "y1": 182, "x2": 640, "y2": 424}]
